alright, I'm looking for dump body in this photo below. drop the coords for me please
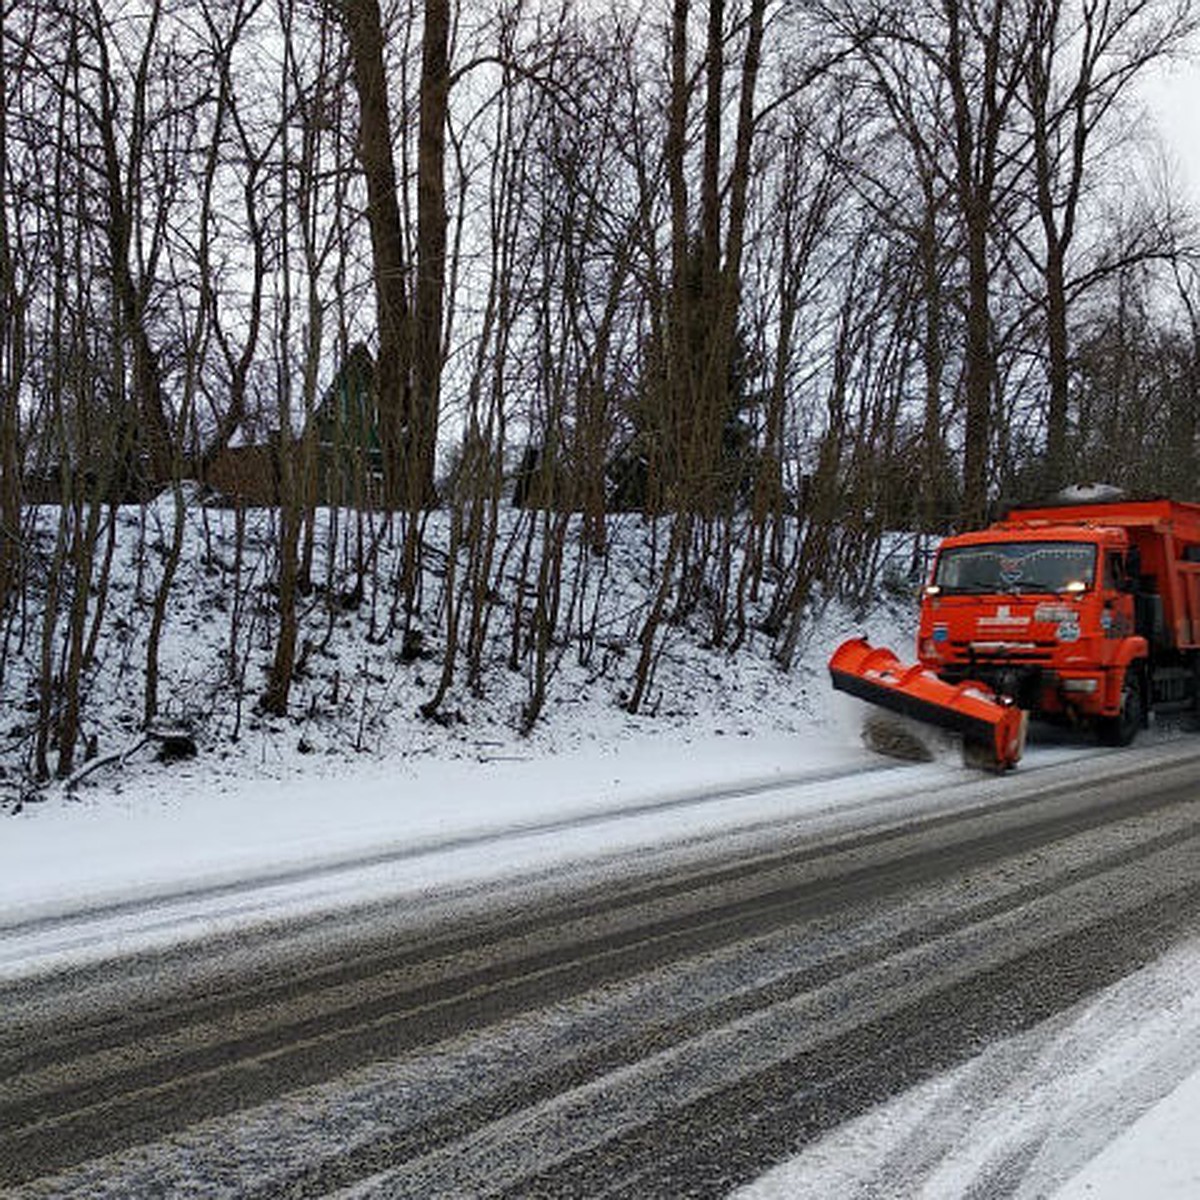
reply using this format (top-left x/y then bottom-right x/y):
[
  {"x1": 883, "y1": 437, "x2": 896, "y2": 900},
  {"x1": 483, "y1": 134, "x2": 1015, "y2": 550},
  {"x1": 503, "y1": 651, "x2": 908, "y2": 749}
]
[{"x1": 917, "y1": 498, "x2": 1200, "y2": 738}]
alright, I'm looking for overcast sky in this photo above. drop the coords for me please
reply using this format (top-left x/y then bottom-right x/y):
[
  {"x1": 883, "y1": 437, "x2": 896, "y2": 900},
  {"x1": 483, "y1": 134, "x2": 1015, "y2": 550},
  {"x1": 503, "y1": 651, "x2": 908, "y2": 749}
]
[{"x1": 1138, "y1": 56, "x2": 1200, "y2": 203}]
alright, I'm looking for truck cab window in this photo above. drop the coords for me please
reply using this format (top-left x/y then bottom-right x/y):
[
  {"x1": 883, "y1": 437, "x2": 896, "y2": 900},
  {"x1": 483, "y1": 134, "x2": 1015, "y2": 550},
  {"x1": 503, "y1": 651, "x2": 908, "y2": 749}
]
[{"x1": 1104, "y1": 552, "x2": 1125, "y2": 591}]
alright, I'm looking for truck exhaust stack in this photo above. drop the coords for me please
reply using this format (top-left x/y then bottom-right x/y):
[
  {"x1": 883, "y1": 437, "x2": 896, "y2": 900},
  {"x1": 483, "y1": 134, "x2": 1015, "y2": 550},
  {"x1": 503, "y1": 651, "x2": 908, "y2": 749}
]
[{"x1": 829, "y1": 637, "x2": 1028, "y2": 771}]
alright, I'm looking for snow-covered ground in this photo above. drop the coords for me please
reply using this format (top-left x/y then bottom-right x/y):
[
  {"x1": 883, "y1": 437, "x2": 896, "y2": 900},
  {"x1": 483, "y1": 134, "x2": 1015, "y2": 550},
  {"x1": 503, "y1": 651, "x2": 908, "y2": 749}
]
[{"x1": 3, "y1": 501, "x2": 1199, "y2": 1195}]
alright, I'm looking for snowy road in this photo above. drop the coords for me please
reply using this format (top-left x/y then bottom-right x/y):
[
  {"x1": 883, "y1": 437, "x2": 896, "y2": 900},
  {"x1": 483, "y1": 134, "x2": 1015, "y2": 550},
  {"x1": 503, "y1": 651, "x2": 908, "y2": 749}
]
[{"x1": 3, "y1": 739, "x2": 1200, "y2": 1197}]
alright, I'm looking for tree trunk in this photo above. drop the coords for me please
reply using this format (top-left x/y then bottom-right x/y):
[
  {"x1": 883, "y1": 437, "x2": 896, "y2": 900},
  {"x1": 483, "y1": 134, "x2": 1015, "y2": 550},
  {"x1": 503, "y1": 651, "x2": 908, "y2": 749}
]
[
  {"x1": 414, "y1": 0, "x2": 449, "y2": 507},
  {"x1": 1042, "y1": 236, "x2": 1070, "y2": 489},
  {"x1": 664, "y1": 0, "x2": 690, "y2": 509},
  {"x1": 918, "y1": 193, "x2": 947, "y2": 532},
  {"x1": 961, "y1": 206, "x2": 991, "y2": 528},
  {"x1": 0, "y1": 16, "x2": 20, "y2": 620},
  {"x1": 90, "y1": 0, "x2": 173, "y2": 493},
  {"x1": 342, "y1": 0, "x2": 411, "y2": 508}
]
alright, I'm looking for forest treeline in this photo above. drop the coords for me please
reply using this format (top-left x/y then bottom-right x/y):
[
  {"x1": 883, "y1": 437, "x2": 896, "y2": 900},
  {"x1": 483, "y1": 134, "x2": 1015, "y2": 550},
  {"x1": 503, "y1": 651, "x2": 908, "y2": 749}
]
[{"x1": 2, "y1": 0, "x2": 1199, "y2": 781}]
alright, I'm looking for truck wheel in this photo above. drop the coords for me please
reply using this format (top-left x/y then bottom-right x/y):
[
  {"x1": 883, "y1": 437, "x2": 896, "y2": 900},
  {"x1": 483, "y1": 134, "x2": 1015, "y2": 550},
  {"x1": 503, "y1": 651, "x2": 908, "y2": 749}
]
[{"x1": 1098, "y1": 672, "x2": 1143, "y2": 747}]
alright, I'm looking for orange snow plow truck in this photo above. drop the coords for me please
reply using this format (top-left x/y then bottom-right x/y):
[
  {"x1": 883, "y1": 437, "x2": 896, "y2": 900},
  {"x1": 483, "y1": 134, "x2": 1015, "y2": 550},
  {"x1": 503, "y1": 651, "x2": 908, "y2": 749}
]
[{"x1": 830, "y1": 495, "x2": 1200, "y2": 770}]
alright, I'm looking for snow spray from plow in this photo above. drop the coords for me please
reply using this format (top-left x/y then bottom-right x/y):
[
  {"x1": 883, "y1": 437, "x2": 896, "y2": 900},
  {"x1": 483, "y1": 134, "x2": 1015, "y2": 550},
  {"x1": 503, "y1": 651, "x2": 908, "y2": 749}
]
[{"x1": 828, "y1": 637, "x2": 1028, "y2": 771}]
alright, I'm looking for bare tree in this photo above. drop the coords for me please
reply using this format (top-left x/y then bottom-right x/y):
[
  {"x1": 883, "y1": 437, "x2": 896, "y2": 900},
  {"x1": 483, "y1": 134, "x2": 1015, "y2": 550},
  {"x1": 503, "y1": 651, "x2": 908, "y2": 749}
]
[
  {"x1": 341, "y1": 0, "x2": 413, "y2": 509},
  {"x1": 0, "y1": 0, "x2": 27, "y2": 623},
  {"x1": 197, "y1": 0, "x2": 272, "y2": 482},
  {"x1": 263, "y1": 0, "x2": 342, "y2": 716},
  {"x1": 86, "y1": 0, "x2": 177, "y2": 495},
  {"x1": 939, "y1": 0, "x2": 1035, "y2": 524},
  {"x1": 144, "y1": 0, "x2": 257, "y2": 725},
  {"x1": 737, "y1": 104, "x2": 845, "y2": 633},
  {"x1": 414, "y1": 0, "x2": 449, "y2": 505},
  {"x1": 1019, "y1": 0, "x2": 1199, "y2": 488}
]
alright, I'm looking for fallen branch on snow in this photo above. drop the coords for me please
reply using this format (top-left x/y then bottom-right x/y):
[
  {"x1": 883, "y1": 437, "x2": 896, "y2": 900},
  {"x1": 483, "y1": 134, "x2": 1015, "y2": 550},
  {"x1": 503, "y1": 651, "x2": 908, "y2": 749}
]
[{"x1": 63, "y1": 727, "x2": 198, "y2": 795}]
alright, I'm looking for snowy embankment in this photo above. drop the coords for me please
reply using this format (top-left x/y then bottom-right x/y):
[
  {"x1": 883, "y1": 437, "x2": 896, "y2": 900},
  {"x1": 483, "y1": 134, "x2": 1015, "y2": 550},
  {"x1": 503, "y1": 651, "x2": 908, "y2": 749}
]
[{"x1": 3, "y1": 498, "x2": 1199, "y2": 1196}]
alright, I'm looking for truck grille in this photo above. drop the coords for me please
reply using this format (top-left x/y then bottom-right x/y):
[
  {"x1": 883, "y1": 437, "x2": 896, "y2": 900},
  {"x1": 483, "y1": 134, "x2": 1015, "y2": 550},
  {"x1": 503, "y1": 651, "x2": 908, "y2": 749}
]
[{"x1": 947, "y1": 641, "x2": 1057, "y2": 665}]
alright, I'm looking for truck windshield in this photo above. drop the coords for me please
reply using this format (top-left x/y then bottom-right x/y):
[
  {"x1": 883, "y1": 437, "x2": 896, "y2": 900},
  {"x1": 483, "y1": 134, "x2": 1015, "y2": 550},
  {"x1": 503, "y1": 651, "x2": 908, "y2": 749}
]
[{"x1": 933, "y1": 541, "x2": 1096, "y2": 594}]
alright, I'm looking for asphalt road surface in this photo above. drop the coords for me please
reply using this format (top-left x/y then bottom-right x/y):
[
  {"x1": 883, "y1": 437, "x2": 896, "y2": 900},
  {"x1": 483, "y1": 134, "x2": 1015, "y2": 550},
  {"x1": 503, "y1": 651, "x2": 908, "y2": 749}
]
[{"x1": 3, "y1": 741, "x2": 1200, "y2": 1198}]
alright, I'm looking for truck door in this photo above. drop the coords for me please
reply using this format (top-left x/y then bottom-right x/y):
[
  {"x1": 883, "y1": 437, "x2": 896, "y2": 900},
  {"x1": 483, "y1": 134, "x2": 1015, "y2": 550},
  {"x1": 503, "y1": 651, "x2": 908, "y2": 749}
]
[{"x1": 1103, "y1": 551, "x2": 1137, "y2": 642}]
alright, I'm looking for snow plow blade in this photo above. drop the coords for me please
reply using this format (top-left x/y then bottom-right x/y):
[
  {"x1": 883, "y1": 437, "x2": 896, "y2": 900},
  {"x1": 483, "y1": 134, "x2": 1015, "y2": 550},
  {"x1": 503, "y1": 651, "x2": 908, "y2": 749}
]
[{"x1": 828, "y1": 637, "x2": 1027, "y2": 771}]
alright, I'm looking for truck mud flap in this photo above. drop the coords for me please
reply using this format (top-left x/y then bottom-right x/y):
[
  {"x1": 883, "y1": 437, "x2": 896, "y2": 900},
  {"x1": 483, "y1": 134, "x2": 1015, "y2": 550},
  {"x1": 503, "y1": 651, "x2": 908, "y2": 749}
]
[{"x1": 829, "y1": 636, "x2": 1028, "y2": 770}]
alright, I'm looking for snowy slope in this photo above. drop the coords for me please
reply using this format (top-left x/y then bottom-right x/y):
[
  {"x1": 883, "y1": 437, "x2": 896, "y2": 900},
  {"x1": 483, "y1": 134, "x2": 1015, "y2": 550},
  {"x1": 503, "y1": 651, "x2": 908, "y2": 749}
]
[{"x1": 3, "y1": 499, "x2": 908, "y2": 801}]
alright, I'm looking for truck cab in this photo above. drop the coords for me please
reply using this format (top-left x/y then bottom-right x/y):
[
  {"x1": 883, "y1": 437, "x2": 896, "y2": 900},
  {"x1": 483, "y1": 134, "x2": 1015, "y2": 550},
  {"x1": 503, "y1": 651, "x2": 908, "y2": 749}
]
[{"x1": 916, "y1": 521, "x2": 1147, "y2": 742}]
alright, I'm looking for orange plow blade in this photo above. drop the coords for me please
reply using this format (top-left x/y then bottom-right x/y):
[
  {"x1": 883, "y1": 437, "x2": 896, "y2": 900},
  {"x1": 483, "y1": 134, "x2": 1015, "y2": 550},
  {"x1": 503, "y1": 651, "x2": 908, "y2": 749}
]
[{"x1": 828, "y1": 636, "x2": 1027, "y2": 770}]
